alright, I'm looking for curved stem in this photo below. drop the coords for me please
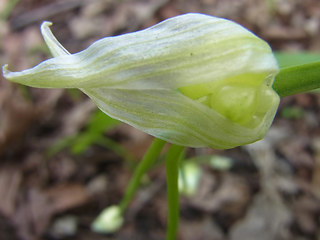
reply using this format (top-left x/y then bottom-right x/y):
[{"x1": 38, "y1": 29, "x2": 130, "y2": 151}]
[
  {"x1": 165, "y1": 144, "x2": 185, "y2": 240},
  {"x1": 119, "y1": 138, "x2": 166, "y2": 213},
  {"x1": 274, "y1": 61, "x2": 320, "y2": 97}
]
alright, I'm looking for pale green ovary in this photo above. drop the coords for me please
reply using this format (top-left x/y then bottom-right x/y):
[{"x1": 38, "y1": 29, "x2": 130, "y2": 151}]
[{"x1": 179, "y1": 73, "x2": 278, "y2": 127}]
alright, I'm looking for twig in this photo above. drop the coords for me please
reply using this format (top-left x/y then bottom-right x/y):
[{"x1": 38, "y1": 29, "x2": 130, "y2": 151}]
[{"x1": 10, "y1": 0, "x2": 97, "y2": 30}]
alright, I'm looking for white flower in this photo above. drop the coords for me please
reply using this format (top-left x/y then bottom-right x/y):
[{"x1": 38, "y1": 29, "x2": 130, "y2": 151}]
[{"x1": 3, "y1": 13, "x2": 279, "y2": 149}]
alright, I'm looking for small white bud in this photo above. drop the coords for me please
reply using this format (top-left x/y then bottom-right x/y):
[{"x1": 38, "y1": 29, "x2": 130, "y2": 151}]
[
  {"x1": 91, "y1": 205, "x2": 123, "y2": 234},
  {"x1": 178, "y1": 161, "x2": 201, "y2": 196}
]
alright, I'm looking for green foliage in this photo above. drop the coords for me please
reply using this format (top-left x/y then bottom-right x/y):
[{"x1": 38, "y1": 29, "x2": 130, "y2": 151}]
[
  {"x1": 47, "y1": 110, "x2": 133, "y2": 161},
  {"x1": 274, "y1": 59, "x2": 320, "y2": 97},
  {"x1": 281, "y1": 106, "x2": 304, "y2": 119},
  {"x1": 274, "y1": 52, "x2": 320, "y2": 95},
  {"x1": 71, "y1": 110, "x2": 119, "y2": 154},
  {"x1": 0, "y1": 0, "x2": 20, "y2": 21},
  {"x1": 275, "y1": 52, "x2": 320, "y2": 68}
]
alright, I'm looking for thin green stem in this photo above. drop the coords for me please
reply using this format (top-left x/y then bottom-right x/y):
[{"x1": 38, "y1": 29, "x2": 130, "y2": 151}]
[
  {"x1": 165, "y1": 144, "x2": 185, "y2": 240},
  {"x1": 119, "y1": 138, "x2": 166, "y2": 213},
  {"x1": 274, "y1": 61, "x2": 320, "y2": 97}
]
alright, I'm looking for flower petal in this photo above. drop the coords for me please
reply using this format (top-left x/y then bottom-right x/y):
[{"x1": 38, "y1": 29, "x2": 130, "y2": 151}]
[
  {"x1": 41, "y1": 21, "x2": 70, "y2": 57},
  {"x1": 2, "y1": 13, "x2": 280, "y2": 148},
  {"x1": 83, "y1": 87, "x2": 279, "y2": 149},
  {"x1": 3, "y1": 13, "x2": 278, "y2": 90}
]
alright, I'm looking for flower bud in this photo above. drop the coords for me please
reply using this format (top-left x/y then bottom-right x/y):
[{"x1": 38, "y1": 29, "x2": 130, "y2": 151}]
[
  {"x1": 91, "y1": 205, "x2": 123, "y2": 234},
  {"x1": 178, "y1": 161, "x2": 201, "y2": 196},
  {"x1": 2, "y1": 13, "x2": 279, "y2": 149}
]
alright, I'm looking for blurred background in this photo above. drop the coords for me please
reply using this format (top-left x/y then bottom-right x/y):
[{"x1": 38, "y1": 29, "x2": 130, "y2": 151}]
[{"x1": 0, "y1": 0, "x2": 320, "y2": 240}]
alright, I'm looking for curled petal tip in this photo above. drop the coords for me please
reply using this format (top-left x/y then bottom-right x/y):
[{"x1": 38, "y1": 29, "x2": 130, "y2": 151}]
[
  {"x1": 41, "y1": 20, "x2": 70, "y2": 57},
  {"x1": 41, "y1": 21, "x2": 53, "y2": 28},
  {"x1": 2, "y1": 64, "x2": 8, "y2": 71},
  {"x1": 2, "y1": 64, "x2": 10, "y2": 77}
]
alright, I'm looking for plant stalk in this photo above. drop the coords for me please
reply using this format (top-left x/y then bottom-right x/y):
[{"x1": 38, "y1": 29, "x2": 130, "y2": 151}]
[
  {"x1": 274, "y1": 61, "x2": 320, "y2": 97},
  {"x1": 165, "y1": 144, "x2": 185, "y2": 240},
  {"x1": 119, "y1": 138, "x2": 166, "y2": 213}
]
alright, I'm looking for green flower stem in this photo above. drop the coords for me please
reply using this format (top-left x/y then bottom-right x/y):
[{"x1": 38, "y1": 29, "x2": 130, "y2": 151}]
[
  {"x1": 119, "y1": 138, "x2": 166, "y2": 213},
  {"x1": 274, "y1": 61, "x2": 320, "y2": 97},
  {"x1": 165, "y1": 144, "x2": 185, "y2": 240}
]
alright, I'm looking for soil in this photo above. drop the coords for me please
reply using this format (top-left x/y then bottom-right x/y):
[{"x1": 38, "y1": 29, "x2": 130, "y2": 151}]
[{"x1": 1, "y1": 0, "x2": 320, "y2": 240}]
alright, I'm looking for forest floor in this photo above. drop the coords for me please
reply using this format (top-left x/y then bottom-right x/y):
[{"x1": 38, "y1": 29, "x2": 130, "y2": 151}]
[{"x1": 1, "y1": 0, "x2": 320, "y2": 240}]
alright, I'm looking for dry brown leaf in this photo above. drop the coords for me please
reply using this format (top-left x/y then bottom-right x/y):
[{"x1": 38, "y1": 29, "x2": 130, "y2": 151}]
[
  {"x1": 14, "y1": 188, "x2": 53, "y2": 240},
  {"x1": 45, "y1": 183, "x2": 91, "y2": 213},
  {"x1": 188, "y1": 172, "x2": 250, "y2": 219},
  {"x1": 10, "y1": 184, "x2": 90, "y2": 240},
  {"x1": 179, "y1": 216, "x2": 225, "y2": 240},
  {"x1": 0, "y1": 165, "x2": 22, "y2": 217},
  {"x1": 229, "y1": 192, "x2": 292, "y2": 240}
]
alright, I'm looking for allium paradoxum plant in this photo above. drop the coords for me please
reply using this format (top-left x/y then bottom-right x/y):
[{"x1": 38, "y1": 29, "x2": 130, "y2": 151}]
[
  {"x1": 3, "y1": 13, "x2": 280, "y2": 149},
  {"x1": 3, "y1": 13, "x2": 283, "y2": 240}
]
